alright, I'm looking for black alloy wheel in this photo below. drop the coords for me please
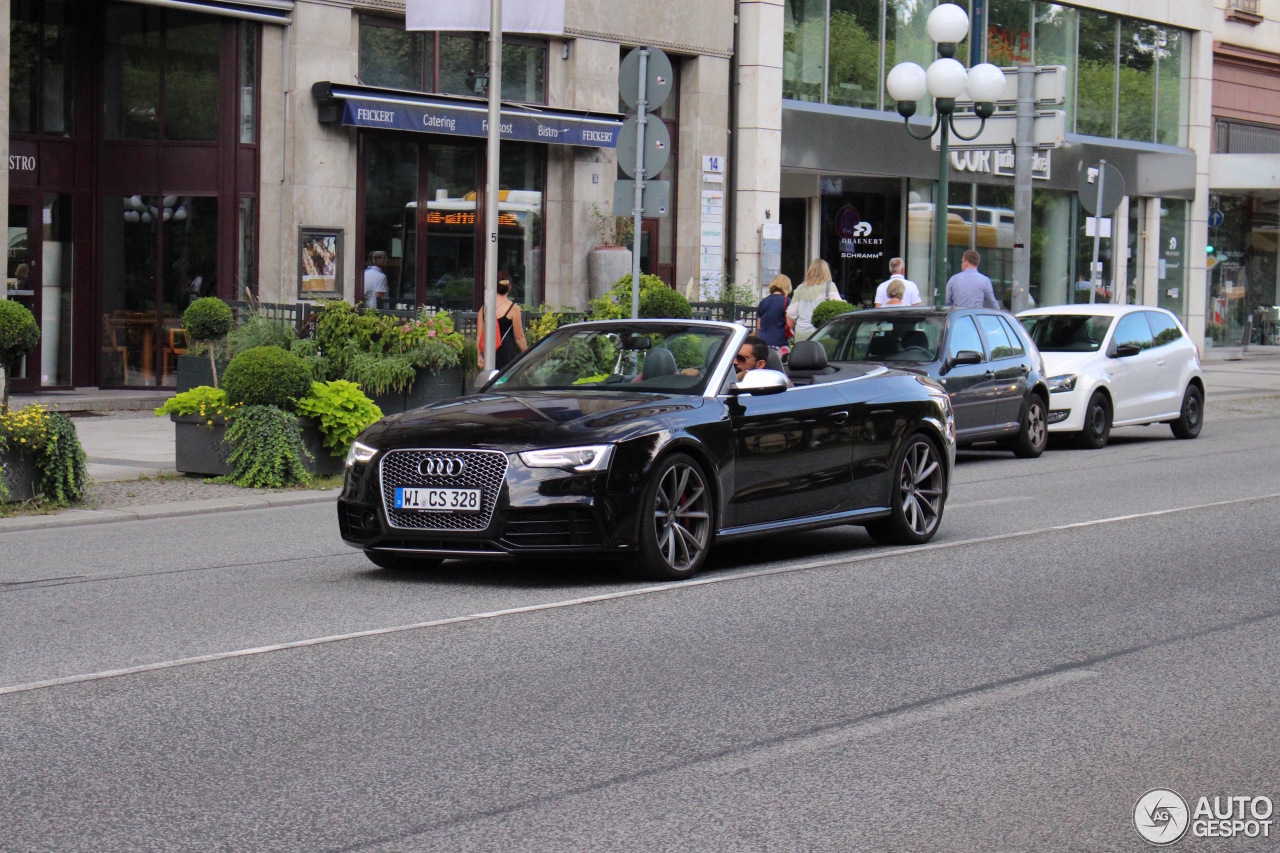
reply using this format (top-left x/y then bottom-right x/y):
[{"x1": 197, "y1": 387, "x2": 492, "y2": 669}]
[
  {"x1": 865, "y1": 434, "x2": 946, "y2": 545},
  {"x1": 635, "y1": 453, "x2": 713, "y2": 581},
  {"x1": 364, "y1": 550, "x2": 444, "y2": 571},
  {"x1": 1011, "y1": 396, "x2": 1048, "y2": 458},
  {"x1": 1170, "y1": 384, "x2": 1203, "y2": 440},
  {"x1": 1078, "y1": 391, "x2": 1112, "y2": 449}
]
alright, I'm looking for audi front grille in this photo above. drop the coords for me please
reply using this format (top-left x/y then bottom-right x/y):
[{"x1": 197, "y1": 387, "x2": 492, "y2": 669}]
[{"x1": 379, "y1": 449, "x2": 509, "y2": 531}]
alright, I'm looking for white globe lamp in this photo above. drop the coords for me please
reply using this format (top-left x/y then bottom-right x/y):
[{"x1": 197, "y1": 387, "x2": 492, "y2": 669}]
[
  {"x1": 886, "y1": 62, "x2": 928, "y2": 117},
  {"x1": 965, "y1": 63, "x2": 1006, "y2": 105},
  {"x1": 927, "y1": 3, "x2": 970, "y2": 47},
  {"x1": 925, "y1": 58, "x2": 968, "y2": 101}
]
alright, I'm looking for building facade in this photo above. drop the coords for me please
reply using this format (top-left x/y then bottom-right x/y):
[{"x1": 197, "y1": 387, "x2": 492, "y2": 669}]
[
  {"x1": 3, "y1": 0, "x2": 1273, "y2": 392},
  {"x1": 2, "y1": 0, "x2": 733, "y2": 391}
]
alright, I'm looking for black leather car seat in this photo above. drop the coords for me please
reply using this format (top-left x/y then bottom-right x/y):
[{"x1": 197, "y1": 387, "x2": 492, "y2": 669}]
[
  {"x1": 641, "y1": 346, "x2": 677, "y2": 380},
  {"x1": 866, "y1": 332, "x2": 899, "y2": 359},
  {"x1": 901, "y1": 330, "x2": 930, "y2": 351},
  {"x1": 764, "y1": 347, "x2": 785, "y2": 373},
  {"x1": 787, "y1": 340, "x2": 837, "y2": 385}
]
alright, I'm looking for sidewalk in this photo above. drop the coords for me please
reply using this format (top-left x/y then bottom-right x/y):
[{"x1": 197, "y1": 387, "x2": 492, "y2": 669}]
[{"x1": 5, "y1": 356, "x2": 1278, "y2": 534}]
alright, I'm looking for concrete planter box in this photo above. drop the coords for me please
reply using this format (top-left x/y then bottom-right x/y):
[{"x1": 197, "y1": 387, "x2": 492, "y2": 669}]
[
  {"x1": 1, "y1": 447, "x2": 40, "y2": 503},
  {"x1": 176, "y1": 354, "x2": 228, "y2": 393},
  {"x1": 588, "y1": 247, "x2": 632, "y2": 299},
  {"x1": 371, "y1": 366, "x2": 465, "y2": 414},
  {"x1": 172, "y1": 413, "x2": 343, "y2": 478},
  {"x1": 172, "y1": 414, "x2": 233, "y2": 477}
]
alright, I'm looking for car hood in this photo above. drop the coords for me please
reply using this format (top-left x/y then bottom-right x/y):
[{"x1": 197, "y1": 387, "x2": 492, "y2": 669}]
[
  {"x1": 362, "y1": 390, "x2": 709, "y2": 452},
  {"x1": 1039, "y1": 351, "x2": 1102, "y2": 377}
]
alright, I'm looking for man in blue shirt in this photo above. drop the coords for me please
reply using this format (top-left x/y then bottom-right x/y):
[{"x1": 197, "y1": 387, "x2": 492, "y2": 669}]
[{"x1": 945, "y1": 249, "x2": 1001, "y2": 309}]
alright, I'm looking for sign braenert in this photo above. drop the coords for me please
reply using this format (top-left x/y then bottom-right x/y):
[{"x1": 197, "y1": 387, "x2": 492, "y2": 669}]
[{"x1": 951, "y1": 147, "x2": 1051, "y2": 181}]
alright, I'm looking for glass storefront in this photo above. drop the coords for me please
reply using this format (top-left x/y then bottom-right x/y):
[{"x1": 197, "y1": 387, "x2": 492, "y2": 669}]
[
  {"x1": 362, "y1": 135, "x2": 545, "y2": 310},
  {"x1": 785, "y1": 1, "x2": 1188, "y2": 145},
  {"x1": 1207, "y1": 195, "x2": 1280, "y2": 346},
  {"x1": 2, "y1": 199, "x2": 68, "y2": 386},
  {"x1": 818, "y1": 179, "x2": 902, "y2": 303}
]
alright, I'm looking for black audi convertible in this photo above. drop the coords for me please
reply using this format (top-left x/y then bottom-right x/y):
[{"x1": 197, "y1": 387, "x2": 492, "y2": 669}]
[{"x1": 338, "y1": 320, "x2": 956, "y2": 579}]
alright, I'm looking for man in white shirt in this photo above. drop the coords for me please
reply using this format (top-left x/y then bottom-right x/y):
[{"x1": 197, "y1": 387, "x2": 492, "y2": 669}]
[
  {"x1": 873, "y1": 257, "x2": 922, "y2": 307},
  {"x1": 363, "y1": 250, "x2": 389, "y2": 308}
]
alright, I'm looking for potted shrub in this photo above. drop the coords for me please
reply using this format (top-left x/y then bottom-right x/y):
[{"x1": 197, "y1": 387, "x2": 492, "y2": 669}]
[
  {"x1": 1, "y1": 299, "x2": 40, "y2": 416},
  {"x1": 1, "y1": 403, "x2": 88, "y2": 506},
  {"x1": 178, "y1": 297, "x2": 234, "y2": 391},
  {"x1": 161, "y1": 348, "x2": 382, "y2": 483},
  {"x1": 587, "y1": 203, "x2": 635, "y2": 299},
  {"x1": 313, "y1": 302, "x2": 465, "y2": 414},
  {"x1": 810, "y1": 299, "x2": 858, "y2": 330},
  {"x1": 1205, "y1": 320, "x2": 1225, "y2": 349}
]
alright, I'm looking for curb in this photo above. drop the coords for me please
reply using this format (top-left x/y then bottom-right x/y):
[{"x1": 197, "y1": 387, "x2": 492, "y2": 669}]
[{"x1": 0, "y1": 489, "x2": 341, "y2": 534}]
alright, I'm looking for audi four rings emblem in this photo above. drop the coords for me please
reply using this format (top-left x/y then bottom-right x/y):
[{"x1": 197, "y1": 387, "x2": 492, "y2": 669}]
[{"x1": 418, "y1": 457, "x2": 466, "y2": 477}]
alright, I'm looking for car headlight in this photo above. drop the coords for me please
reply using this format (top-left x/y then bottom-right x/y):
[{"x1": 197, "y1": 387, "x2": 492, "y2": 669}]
[
  {"x1": 345, "y1": 440, "x2": 378, "y2": 468},
  {"x1": 1046, "y1": 373, "x2": 1077, "y2": 393},
  {"x1": 519, "y1": 445, "x2": 614, "y2": 473}
]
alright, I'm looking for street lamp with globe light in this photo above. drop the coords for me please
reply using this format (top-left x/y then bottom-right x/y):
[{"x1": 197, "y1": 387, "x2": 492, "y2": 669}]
[{"x1": 886, "y1": 2, "x2": 1005, "y2": 306}]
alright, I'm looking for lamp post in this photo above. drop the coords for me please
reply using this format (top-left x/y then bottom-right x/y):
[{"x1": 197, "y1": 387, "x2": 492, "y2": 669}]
[{"x1": 886, "y1": 3, "x2": 1005, "y2": 307}]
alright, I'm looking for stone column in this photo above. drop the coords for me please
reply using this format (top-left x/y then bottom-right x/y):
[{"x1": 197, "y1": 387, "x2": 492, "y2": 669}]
[
  {"x1": 732, "y1": 0, "x2": 783, "y2": 297},
  {"x1": 1184, "y1": 28, "x2": 1215, "y2": 345}
]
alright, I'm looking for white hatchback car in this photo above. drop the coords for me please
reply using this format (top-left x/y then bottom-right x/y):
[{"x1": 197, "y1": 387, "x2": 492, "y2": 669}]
[{"x1": 1017, "y1": 305, "x2": 1204, "y2": 448}]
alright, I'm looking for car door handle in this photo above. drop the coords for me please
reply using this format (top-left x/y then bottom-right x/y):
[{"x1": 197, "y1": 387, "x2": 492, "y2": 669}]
[
  {"x1": 984, "y1": 370, "x2": 996, "y2": 378},
  {"x1": 1157, "y1": 359, "x2": 1166, "y2": 366},
  {"x1": 1018, "y1": 364, "x2": 1029, "y2": 375},
  {"x1": 829, "y1": 410, "x2": 849, "y2": 424}
]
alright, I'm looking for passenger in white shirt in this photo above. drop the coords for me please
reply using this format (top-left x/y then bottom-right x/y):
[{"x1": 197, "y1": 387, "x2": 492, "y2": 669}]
[{"x1": 873, "y1": 257, "x2": 922, "y2": 307}]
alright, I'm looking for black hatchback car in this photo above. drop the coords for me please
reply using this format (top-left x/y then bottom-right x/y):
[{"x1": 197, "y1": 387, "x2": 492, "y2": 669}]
[{"x1": 807, "y1": 307, "x2": 1050, "y2": 457}]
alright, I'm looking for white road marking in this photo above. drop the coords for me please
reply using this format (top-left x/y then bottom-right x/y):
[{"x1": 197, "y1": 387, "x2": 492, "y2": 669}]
[
  {"x1": 702, "y1": 669, "x2": 1098, "y2": 775},
  {"x1": 3, "y1": 491, "x2": 1279, "y2": 698}
]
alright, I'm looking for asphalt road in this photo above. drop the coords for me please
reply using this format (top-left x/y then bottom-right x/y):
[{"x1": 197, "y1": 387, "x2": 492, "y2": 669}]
[{"x1": 3, "y1": 401, "x2": 1279, "y2": 852}]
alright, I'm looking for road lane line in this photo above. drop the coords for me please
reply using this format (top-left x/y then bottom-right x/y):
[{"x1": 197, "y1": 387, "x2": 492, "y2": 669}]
[
  {"x1": 702, "y1": 669, "x2": 1099, "y2": 776},
  {"x1": 3, "y1": 490, "x2": 1279, "y2": 698}
]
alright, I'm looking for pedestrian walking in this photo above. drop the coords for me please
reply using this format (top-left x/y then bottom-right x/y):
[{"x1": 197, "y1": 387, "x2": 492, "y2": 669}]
[
  {"x1": 756, "y1": 274, "x2": 792, "y2": 349},
  {"x1": 874, "y1": 257, "x2": 922, "y2": 307},
  {"x1": 945, "y1": 250, "x2": 1000, "y2": 309},
  {"x1": 786, "y1": 259, "x2": 841, "y2": 341},
  {"x1": 476, "y1": 270, "x2": 528, "y2": 370}
]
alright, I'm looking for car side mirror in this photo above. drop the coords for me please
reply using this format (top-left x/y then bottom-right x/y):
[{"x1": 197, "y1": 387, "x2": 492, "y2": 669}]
[
  {"x1": 730, "y1": 368, "x2": 789, "y2": 396},
  {"x1": 1112, "y1": 343, "x2": 1141, "y2": 358},
  {"x1": 472, "y1": 369, "x2": 499, "y2": 392},
  {"x1": 942, "y1": 349, "x2": 983, "y2": 374}
]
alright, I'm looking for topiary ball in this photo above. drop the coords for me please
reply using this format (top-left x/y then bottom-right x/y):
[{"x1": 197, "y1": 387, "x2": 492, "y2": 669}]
[
  {"x1": 183, "y1": 297, "x2": 234, "y2": 342},
  {"x1": 811, "y1": 299, "x2": 857, "y2": 330},
  {"x1": 638, "y1": 286, "x2": 692, "y2": 319},
  {"x1": 222, "y1": 345, "x2": 313, "y2": 410},
  {"x1": 0, "y1": 299, "x2": 40, "y2": 370}
]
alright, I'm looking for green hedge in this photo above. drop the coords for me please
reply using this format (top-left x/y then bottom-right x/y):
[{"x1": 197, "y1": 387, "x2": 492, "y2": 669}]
[
  {"x1": 222, "y1": 346, "x2": 313, "y2": 410},
  {"x1": 810, "y1": 300, "x2": 858, "y2": 330}
]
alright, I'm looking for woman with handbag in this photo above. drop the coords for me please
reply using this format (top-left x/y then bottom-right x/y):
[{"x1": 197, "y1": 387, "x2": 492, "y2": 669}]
[
  {"x1": 786, "y1": 258, "x2": 841, "y2": 341},
  {"x1": 476, "y1": 270, "x2": 529, "y2": 370},
  {"x1": 756, "y1": 274, "x2": 792, "y2": 350}
]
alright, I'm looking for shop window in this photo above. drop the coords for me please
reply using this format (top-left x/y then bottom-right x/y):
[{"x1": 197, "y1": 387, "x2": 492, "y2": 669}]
[
  {"x1": 164, "y1": 12, "x2": 221, "y2": 141},
  {"x1": 783, "y1": 0, "x2": 826, "y2": 102},
  {"x1": 237, "y1": 198, "x2": 257, "y2": 300},
  {"x1": 1117, "y1": 20, "x2": 1158, "y2": 143},
  {"x1": 104, "y1": 6, "x2": 222, "y2": 142},
  {"x1": 1030, "y1": 188, "x2": 1075, "y2": 308},
  {"x1": 1156, "y1": 29, "x2": 1186, "y2": 146},
  {"x1": 239, "y1": 22, "x2": 259, "y2": 144},
  {"x1": 986, "y1": 0, "x2": 1033, "y2": 65},
  {"x1": 424, "y1": 144, "x2": 480, "y2": 310},
  {"x1": 360, "y1": 15, "x2": 425, "y2": 90},
  {"x1": 439, "y1": 34, "x2": 490, "y2": 97},
  {"x1": 828, "y1": 0, "x2": 881, "y2": 110},
  {"x1": 884, "y1": 0, "x2": 937, "y2": 119},
  {"x1": 496, "y1": 143, "x2": 545, "y2": 306},
  {"x1": 9, "y1": 0, "x2": 74, "y2": 136},
  {"x1": 363, "y1": 136, "x2": 420, "y2": 306},
  {"x1": 1033, "y1": 3, "x2": 1078, "y2": 132},
  {"x1": 1075, "y1": 11, "x2": 1117, "y2": 138}
]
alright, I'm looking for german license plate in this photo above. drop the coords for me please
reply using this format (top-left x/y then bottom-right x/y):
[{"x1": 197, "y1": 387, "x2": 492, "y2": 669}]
[{"x1": 394, "y1": 487, "x2": 482, "y2": 512}]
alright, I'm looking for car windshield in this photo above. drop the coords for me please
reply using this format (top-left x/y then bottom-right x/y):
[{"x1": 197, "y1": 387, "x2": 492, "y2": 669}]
[
  {"x1": 494, "y1": 323, "x2": 732, "y2": 394},
  {"x1": 810, "y1": 314, "x2": 944, "y2": 363},
  {"x1": 1020, "y1": 314, "x2": 1114, "y2": 352}
]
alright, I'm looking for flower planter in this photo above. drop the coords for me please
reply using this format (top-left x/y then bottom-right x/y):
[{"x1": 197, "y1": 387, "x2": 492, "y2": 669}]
[
  {"x1": 371, "y1": 366, "x2": 465, "y2": 414},
  {"x1": 1, "y1": 447, "x2": 40, "y2": 503},
  {"x1": 297, "y1": 416, "x2": 345, "y2": 477},
  {"x1": 172, "y1": 414, "x2": 233, "y2": 477},
  {"x1": 176, "y1": 354, "x2": 229, "y2": 393},
  {"x1": 172, "y1": 413, "x2": 344, "y2": 478}
]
